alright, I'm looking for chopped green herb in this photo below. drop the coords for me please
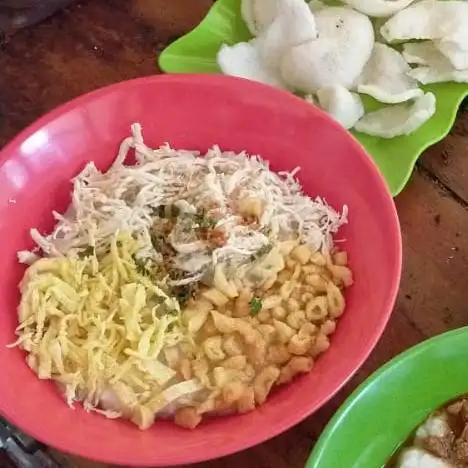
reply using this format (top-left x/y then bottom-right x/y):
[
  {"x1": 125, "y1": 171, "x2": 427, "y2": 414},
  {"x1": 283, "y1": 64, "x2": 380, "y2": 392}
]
[
  {"x1": 175, "y1": 209, "x2": 217, "y2": 231},
  {"x1": 251, "y1": 243, "x2": 273, "y2": 262},
  {"x1": 116, "y1": 240, "x2": 122, "y2": 247},
  {"x1": 131, "y1": 254, "x2": 151, "y2": 277},
  {"x1": 78, "y1": 246, "x2": 95, "y2": 258},
  {"x1": 197, "y1": 215, "x2": 217, "y2": 229},
  {"x1": 136, "y1": 264, "x2": 149, "y2": 276},
  {"x1": 169, "y1": 269, "x2": 184, "y2": 281},
  {"x1": 175, "y1": 284, "x2": 197, "y2": 308},
  {"x1": 250, "y1": 297, "x2": 263, "y2": 316},
  {"x1": 187, "y1": 209, "x2": 217, "y2": 229}
]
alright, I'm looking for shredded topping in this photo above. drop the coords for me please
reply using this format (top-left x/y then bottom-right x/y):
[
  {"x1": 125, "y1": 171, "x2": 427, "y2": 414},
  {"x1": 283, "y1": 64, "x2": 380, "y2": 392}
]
[
  {"x1": 22, "y1": 123, "x2": 347, "y2": 286},
  {"x1": 12, "y1": 123, "x2": 350, "y2": 431}
]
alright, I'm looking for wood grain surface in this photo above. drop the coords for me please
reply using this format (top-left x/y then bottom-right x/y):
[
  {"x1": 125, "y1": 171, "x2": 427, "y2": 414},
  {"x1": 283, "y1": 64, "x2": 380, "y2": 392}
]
[{"x1": 1, "y1": 1, "x2": 467, "y2": 467}]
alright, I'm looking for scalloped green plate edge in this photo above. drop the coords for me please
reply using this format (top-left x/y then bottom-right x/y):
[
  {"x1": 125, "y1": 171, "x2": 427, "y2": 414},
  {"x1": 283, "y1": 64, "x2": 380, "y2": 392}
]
[{"x1": 159, "y1": 0, "x2": 468, "y2": 196}]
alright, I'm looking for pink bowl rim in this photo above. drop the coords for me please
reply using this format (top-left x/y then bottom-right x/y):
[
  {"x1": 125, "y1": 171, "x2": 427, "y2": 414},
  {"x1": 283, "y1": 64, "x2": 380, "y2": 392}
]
[{"x1": 0, "y1": 74, "x2": 402, "y2": 466}]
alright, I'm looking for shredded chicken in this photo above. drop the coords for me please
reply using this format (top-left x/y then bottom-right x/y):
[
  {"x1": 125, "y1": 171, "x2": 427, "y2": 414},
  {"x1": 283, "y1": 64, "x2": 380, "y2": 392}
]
[{"x1": 20, "y1": 124, "x2": 347, "y2": 286}]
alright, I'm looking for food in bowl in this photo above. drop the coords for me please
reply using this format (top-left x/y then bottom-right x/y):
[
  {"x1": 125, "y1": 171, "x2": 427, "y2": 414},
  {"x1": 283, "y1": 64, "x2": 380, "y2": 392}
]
[
  {"x1": 10, "y1": 123, "x2": 352, "y2": 430},
  {"x1": 306, "y1": 325, "x2": 468, "y2": 468},
  {"x1": 388, "y1": 396, "x2": 468, "y2": 468}
]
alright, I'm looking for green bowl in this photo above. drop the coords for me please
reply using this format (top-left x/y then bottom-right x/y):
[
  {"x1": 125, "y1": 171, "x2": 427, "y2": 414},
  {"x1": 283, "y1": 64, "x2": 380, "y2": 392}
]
[
  {"x1": 306, "y1": 327, "x2": 468, "y2": 468},
  {"x1": 159, "y1": 0, "x2": 468, "y2": 196}
]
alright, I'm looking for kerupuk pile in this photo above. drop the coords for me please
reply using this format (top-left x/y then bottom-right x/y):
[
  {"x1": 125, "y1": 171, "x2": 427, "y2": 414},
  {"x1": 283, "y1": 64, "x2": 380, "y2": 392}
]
[{"x1": 218, "y1": 0, "x2": 468, "y2": 138}]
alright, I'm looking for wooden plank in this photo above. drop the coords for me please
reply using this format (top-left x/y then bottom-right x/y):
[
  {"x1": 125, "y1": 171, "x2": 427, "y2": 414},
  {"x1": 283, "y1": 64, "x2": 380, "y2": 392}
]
[
  {"x1": 0, "y1": 0, "x2": 212, "y2": 147},
  {"x1": 396, "y1": 168, "x2": 468, "y2": 335},
  {"x1": 420, "y1": 111, "x2": 468, "y2": 205}
]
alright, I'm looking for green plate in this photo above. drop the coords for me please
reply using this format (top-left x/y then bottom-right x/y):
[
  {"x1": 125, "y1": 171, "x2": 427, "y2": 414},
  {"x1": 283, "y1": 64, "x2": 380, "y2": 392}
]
[
  {"x1": 159, "y1": 0, "x2": 468, "y2": 196},
  {"x1": 306, "y1": 327, "x2": 468, "y2": 468}
]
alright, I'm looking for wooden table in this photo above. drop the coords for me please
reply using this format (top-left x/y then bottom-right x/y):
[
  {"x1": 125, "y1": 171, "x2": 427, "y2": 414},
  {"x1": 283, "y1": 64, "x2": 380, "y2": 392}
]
[{"x1": 1, "y1": 1, "x2": 468, "y2": 467}]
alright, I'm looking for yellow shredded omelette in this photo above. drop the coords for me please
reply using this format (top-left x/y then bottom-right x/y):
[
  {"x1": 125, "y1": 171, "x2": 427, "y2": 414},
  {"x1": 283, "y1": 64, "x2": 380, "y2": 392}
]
[{"x1": 12, "y1": 234, "x2": 200, "y2": 429}]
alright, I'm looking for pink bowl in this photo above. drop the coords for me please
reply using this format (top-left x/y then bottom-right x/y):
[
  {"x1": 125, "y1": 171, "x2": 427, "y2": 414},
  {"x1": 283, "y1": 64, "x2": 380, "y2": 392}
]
[{"x1": 0, "y1": 75, "x2": 401, "y2": 466}]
